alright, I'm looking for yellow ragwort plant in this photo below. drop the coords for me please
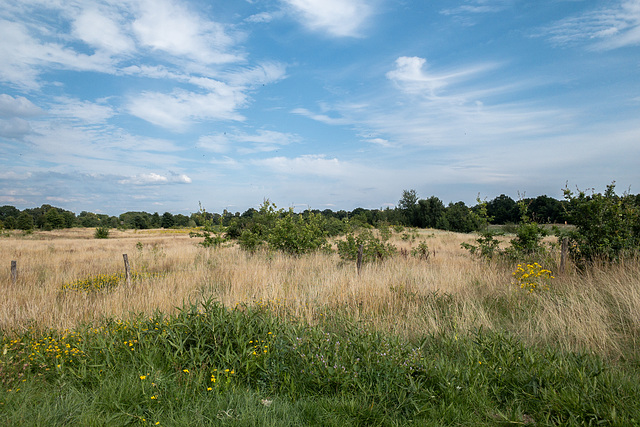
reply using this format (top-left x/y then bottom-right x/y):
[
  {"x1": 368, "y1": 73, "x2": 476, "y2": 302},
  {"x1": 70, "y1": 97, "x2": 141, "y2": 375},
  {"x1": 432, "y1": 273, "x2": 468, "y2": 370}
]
[{"x1": 512, "y1": 262, "x2": 553, "y2": 293}]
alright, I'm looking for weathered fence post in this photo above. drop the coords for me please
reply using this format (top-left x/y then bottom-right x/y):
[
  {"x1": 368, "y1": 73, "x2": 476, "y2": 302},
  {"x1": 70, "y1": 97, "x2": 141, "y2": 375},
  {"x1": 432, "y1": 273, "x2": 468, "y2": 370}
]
[
  {"x1": 560, "y1": 237, "x2": 568, "y2": 274},
  {"x1": 11, "y1": 260, "x2": 17, "y2": 284},
  {"x1": 123, "y1": 254, "x2": 131, "y2": 286},
  {"x1": 356, "y1": 244, "x2": 363, "y2": 275}
]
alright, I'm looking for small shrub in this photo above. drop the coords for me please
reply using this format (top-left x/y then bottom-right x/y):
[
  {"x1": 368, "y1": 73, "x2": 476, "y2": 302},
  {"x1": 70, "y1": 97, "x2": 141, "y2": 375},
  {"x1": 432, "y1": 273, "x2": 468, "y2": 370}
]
[
  {"x1": 189, "y1": 204, "x2": 227, "y2": 248},
  {"x1": 94, "y1": 226, "x2": 110, "y2": 239},
  {"x1": 461, "y1": 230, "x2": 502, "y2": 259},
  {"x1": 337, "y1": 230, "x2": 396, "y2": 263},
  {"x1": 411, "y1": 241, "x2": 430, "y2": 260}
]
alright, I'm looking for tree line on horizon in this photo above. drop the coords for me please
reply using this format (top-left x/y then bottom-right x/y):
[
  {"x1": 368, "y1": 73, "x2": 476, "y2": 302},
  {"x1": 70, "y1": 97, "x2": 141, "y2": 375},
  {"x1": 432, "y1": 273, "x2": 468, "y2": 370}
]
[{"x1": 1, "y1": 189, "x2": 639, "y2": 234}]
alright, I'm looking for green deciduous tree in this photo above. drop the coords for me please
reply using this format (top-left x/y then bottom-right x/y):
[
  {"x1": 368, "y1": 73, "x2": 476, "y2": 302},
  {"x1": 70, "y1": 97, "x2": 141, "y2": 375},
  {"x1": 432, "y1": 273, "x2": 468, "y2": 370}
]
[{"x1": 17, "y1": 212, "x2": 34, "y2": 230}]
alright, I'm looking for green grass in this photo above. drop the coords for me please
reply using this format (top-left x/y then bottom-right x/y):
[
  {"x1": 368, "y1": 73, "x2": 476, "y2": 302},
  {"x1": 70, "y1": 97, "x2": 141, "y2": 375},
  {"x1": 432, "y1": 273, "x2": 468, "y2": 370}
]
[{"x1": 2, "y1": 300, "x2": 639, "y2": 426}]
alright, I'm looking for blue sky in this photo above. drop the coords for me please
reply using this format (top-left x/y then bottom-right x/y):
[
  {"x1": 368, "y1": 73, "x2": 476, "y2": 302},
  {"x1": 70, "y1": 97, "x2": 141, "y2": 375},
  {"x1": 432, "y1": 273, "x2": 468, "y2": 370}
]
[{"x1": 1, "y1": 0, "x2": 639, "y2": 216}]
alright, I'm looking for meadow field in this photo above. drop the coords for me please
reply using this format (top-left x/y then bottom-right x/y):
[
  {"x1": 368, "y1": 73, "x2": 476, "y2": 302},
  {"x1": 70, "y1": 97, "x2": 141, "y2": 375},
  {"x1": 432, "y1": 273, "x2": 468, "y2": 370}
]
[{"x1": 1, "y1": 228, "x2": 640, "y2": 425}]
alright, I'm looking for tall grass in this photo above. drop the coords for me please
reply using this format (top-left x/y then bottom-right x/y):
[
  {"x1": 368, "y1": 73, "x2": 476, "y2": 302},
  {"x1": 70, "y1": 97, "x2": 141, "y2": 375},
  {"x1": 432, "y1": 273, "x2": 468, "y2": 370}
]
[{"x1": 1, "y1": 228, "x2": 639, "y2": 361}]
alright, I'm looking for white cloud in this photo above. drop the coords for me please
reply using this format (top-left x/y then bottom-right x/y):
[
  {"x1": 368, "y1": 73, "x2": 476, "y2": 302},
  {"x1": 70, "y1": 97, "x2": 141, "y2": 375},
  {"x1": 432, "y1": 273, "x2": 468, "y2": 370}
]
[
  {"x1": 0, "y1": 171, "x2": 32, "y2": 180},
  {"x1": 0, "y1": 94, "x2": 42, "y2": 117},
  {"x1": 386, "y1": 57, "x2": 448, "y2": 96},
  {"x1": 253, "y1": 154, "x2": 351, "y2": 177},
  {"x1": 49, "y1": 97, "x2": 115, "y2": 123},
  {"x1": 291, "y1": 108, "x2": 349, "y2": 125},
  {"x1": 0, "y1": 195, "x2": 29, "y2": 205},
  {"x1": 282, "y1": 0, "x2": 374, "y2": 37},
  {"x1": 222, "y1": 62, "x2": 288, "y2": 87},
  {"x1": 245, "y1": 12, "x2": 274, "y2": 23},
  {"x1": 386, "y1": 56, "x2": 494, "y2": 98},
  {"x1": 198, "y1": 129, "x2": 299, "y2": 154},
  {"x1": 0, "y1": 118, "x2": 32, "y2": 139},
  {"x1": 0, "y1": 19, "x2": 113, "y2": 89},
  {"x1": 119, "y1": 172, "x2": 192, "y2": 185},
  {"x1": 127, "y1": 88, "x2": 247, "y2": 131},
  {"x1": 365, "y1": 137, "x2": 393, "y2": 148},
  {"x1": 539, "y1": 0, "x2": 640, "y2": 50},
  {"x1": 72, "y1": 7, "x2": 135, "y2": 55},
  {"x1": 441, "y1": 0, "x2": 512, "y2": 16},
  {"x1": 132, "y1": 0, "x2": 242, "y2": 64}
]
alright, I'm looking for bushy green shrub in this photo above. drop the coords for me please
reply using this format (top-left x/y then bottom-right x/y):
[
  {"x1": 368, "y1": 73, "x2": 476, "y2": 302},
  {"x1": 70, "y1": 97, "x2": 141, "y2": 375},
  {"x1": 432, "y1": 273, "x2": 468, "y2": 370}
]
[
  {"x1": 337, "y1": 230, "x2": 396, "y2": 263},
  {"x1": 411, "y1": 241, "x2": 430, "y2": 260},
  {"x1": 461, "y1": 230, "x2": 502, "y2": 259},
  {"x1": 562, "y1": 182, "x2": 640, "y2": 266},
  {"x1": 233, "y1": 201, "x2": 329, "y2": 255},
  {"x1": 189, "y1": 204, "x2": 227, "y2": 248},
  {"x1": 94, "y1": 226, "x2": 110, "y2": 239},
  {"x1": 266, "y1": 210, "x2": 329, "y2": 255}
]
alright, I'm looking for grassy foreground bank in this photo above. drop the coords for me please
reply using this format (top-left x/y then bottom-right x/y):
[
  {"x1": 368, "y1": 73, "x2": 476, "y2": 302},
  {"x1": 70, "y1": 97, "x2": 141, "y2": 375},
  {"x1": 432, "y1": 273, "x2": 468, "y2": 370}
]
[{"x1": 2, "y1": 299, "x2": 639, "y2": 426}]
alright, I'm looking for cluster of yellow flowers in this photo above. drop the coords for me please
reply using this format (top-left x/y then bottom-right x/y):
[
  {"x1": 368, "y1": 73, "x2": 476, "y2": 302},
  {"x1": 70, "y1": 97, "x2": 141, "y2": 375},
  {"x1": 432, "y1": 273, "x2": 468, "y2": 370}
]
[
  {"x1": 512, "y1": 262, "x2": 554, "y2": 293},
  {"x1": 33, "y1": 331, "x2": 84, "y2": 365},
  {"x1": 1, "y1": 329, "x2": 86, "y2": 373},
  {"x1": 249, "y1": 331, "x2": 273, "y2": 357},
  {"x1": 61, "y1": 271, "x2": 164, "y2": 292},
  {"x1": 209, "y1": 368, "x2": 236, "y2": 388}
]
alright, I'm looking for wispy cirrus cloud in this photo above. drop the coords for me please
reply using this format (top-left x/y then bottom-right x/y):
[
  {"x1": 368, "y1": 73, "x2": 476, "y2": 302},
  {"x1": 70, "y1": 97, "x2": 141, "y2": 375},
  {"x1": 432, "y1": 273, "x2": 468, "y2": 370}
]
[
  {"x1": 291, "y1": 107, "x2": 350, "y2": 125},
  {"x1": 294, "y1": 55, "x2": 573, "y2": 153},
  {"x1": 252, "y1": 154, "x2": 353, "y2": 177},
  {"x1": 538, "y1": 0, "x2": 640, "y2": 50},
  {"x1": 440, "y1": 0, "x2": 512, "y2": 16},
  {"x1": 48, "y1": 97, "x2": 115, "y2": 124},
  {"x1": 127, "y1": 88, "x2": 248, "y2": 131},
  {"x1": 118, "y1": 172, "x2": 192, "y2": 185},
  {"x1": 198, "y1": 129, "x2": 300, "y2": 154}
]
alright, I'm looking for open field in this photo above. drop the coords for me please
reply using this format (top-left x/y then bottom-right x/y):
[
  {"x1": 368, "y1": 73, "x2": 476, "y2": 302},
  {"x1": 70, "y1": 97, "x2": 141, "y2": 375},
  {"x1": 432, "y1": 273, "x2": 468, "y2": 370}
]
[
  {"x1": 2, "y1": 228, "x2": 639, "y2": 358},
  {"x1": 2, "y1": 228, "x2": 640, "y2": 425}
]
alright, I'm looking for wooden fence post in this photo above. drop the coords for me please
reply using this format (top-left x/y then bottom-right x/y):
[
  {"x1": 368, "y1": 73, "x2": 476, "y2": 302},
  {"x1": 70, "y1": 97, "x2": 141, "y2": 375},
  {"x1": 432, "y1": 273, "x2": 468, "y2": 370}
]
[
  {"x1": 560, "y1": 237, "x2": 568, "y2": 274},
  {"x1": 11, "y1": 260, "x2": 17, "y2": 284},
  {"x1": 123, "y1": 254, "x2": 131, "y2": 286},
  {"x1": 356, "y1": 244, "x2": 363, "y2": 275}
]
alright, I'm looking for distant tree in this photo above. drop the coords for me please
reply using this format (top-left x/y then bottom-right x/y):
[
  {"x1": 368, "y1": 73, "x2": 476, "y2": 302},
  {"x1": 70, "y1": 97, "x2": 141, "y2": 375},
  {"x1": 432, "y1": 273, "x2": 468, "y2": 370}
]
[
  {"x1": 5, "y1": 216, "x2": 17, "y2": 229},
  {"x1": 444, "y1": 201, "x2": 483, "y2": 233},
  {"x1": 79, "y1": 211, "x2": 101, "y2": 228},
  {"x1": 415, "y1": 196, "x2": 446, "y2": 229},
  {"x1": 17, "y1": 212, "x2": 34, "y2": 230},
  {"x1": 173, "y1": 214, "x2": 190, "y2": 227},
  {"x1": 486, "y1": 194, "x2": 519, "y2": 224},
  {"x1": 161, "y1": 212, "x2": 175, "y2": 228},
  {"x1": 151, "y1": 212, "x2": 161, "y2": 228},
  {"x1": 61, "y1": 211, "x2": 77, "y2": 228},
  {"x1": 0, "y1": 206, "x2": 20, "y2": 224},
  {"x1": 398, "y1": 189, "x2": 419, "y2": 226},
  {"x1": 44, "y1": 207, "x2": 65, "y2": 229},
  {"x1": 528, "y1": 195, "x2": 565, "y2": 223}
]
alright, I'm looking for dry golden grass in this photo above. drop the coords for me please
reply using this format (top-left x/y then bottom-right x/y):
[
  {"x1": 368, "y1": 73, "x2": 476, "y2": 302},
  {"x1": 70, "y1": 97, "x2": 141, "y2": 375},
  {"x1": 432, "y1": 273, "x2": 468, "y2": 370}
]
[{"x1": 1, "y1": 228, "x2": 639, "y2": 360}]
